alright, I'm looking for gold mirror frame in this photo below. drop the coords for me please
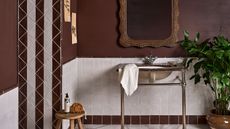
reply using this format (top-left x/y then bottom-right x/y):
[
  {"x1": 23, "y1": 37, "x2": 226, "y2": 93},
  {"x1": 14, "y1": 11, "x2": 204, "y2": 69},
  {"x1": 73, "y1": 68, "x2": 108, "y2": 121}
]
[{"x1": 119, "y1": 0, "x2": 179, "y2": 47}]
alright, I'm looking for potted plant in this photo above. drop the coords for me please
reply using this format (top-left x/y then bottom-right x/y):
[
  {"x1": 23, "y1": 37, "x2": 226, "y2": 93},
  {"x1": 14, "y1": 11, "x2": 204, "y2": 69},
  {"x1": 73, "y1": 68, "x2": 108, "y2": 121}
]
[{"x1": 180, "y1": 31, "x2": 230, "y2": 129}]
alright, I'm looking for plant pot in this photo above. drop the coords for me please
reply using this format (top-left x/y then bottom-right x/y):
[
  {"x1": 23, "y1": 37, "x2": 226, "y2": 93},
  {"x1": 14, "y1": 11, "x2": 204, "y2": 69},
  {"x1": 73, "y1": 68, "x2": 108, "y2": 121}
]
[{"x1": 206, "y1": 110, "x2": 230, "y2": 129}]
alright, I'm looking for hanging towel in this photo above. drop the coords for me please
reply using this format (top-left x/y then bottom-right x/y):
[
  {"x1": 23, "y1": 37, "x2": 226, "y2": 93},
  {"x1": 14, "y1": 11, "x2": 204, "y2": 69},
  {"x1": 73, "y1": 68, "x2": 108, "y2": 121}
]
[{"x1": 120, "y1": 64, "x2": 139, "y2": 96}]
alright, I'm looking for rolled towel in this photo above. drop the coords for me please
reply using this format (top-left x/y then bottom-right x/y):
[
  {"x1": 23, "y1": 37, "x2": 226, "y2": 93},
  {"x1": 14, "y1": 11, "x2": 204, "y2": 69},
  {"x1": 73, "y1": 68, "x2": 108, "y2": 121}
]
[{"x1": 120, "y1": 64, "x2": 139, "y2": 96}]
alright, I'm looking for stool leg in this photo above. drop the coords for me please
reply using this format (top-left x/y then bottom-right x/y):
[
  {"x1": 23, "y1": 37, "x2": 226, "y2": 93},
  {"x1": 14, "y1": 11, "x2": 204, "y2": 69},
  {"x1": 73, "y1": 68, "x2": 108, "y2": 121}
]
[
  {"x1": 77, "y1": 118, "x2": 83, "y2": 129},
  {"x1": 70, "y1": 120, "x2": 75, "y2": 129},
  {"x1": 56, "y1": 120, "x2": 62, "y2": 129}
]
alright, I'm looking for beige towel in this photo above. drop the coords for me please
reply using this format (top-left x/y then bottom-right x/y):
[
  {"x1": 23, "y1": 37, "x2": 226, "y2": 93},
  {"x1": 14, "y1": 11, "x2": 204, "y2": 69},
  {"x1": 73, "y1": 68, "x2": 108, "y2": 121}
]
[{"x1": 120, "y1": 64, "x2": 139, "y2": 96}]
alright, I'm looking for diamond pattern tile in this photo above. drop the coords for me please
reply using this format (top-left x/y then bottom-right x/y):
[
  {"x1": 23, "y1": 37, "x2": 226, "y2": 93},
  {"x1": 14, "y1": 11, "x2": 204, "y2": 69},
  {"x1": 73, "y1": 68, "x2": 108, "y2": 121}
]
[
  {"x1": 35, "y1": 1, "x2": 44, "y2": 128},
  {"x1": 44, "y1": 1, "x2": 54, "y2": 128},
  {"x1": 18, "y1": 0, "x2": 28, "y2": 129},
  {"x1": 52, "y1": 0, "x2": 62, "y2": 128},
  {"x1": 27, "y1": 1, "x2": 37, "y2": 128}
]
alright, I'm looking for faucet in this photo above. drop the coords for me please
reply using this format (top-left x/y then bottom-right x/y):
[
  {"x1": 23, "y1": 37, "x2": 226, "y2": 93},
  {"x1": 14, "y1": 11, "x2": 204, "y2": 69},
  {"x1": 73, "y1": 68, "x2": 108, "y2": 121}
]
[{"x1": 143, "y1": 55, "x2": 157, "y2": 65}]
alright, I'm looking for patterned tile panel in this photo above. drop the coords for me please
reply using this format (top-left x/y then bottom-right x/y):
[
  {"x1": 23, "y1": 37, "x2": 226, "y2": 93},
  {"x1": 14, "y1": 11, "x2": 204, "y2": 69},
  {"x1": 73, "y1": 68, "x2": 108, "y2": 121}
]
[{"x1": 19, "y1": 0, "x2": 62, "y2": 128}]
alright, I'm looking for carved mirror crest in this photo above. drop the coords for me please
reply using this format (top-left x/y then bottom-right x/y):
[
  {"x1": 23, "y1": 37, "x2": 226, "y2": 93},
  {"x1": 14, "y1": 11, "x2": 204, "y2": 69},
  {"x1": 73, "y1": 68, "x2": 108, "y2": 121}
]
[{"x1": 119, "y1": 0, "x2": 179, "y2": 47}]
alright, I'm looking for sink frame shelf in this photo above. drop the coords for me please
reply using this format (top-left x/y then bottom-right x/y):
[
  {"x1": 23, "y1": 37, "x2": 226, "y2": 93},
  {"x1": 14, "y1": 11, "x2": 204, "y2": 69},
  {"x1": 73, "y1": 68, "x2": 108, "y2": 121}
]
[{"x1": 117, "y1": 61, "x2": 187, "y2": 129}]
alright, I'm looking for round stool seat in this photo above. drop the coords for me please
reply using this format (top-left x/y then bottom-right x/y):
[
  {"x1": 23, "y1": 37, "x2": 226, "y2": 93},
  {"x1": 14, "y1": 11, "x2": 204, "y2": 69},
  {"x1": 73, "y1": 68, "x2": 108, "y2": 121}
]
[
  {"x1": 55, "y1": 111, "x2": 84, "y2": 129},
  {"x1": 56, "y1": 112, "x2": 84, "y2": 120}
]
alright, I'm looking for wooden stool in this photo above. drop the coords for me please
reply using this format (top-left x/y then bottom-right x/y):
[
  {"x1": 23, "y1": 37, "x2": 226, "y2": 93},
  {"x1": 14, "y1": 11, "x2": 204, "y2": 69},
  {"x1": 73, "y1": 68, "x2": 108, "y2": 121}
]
[{"x1": 55, "y1": 111, "x2": 84, "y2": 129}]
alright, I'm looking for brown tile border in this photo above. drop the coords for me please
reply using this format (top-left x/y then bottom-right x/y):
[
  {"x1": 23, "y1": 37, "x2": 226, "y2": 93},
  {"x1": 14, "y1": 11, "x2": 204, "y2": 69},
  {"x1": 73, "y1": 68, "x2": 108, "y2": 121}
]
[
  {"x1": 159, "y1": 115, "x2": 169, "y2": 124},
  {"x1": 52, "y1": 0, "x2": 62, "y2": 128},
  {"x1": 84, "y1": 116, "x2": 93, "y2": 124},
  {"x1": 150, "y1": 115, "x2": 159, "y2": 124},
  {"x1": 188, "y1": 116, "x2": 198, "y2": 124},
  {"x1": 35, "y1": 0, "x2": 45, "y2": 129},
  {"x1": 93, "y1": 116, "x2": 102, "y2": 124},
  {"x1": 112, "y1": 116, "x2": 121, "y2": 124},
  {"x1": 82, "y1": 115, "x2": 207, "y2": 125},
  {"x1": 103, "y1": 116, "x2": 112, "y2": 125},
  {"x1": 198, "y1": 116, "x2": 207, "y2": 124},
  {"x1": 124, "y1": 116, "x2": 131, "y2": 124},
  {"x1": 131, "y1": 116, "x2": 140, "y2": 124},
  {"x1": 169, "y1": 116, "x2": 179, "y2": 124},
  {"x1": 179, "y1": 116, "x2": 183, "y2": 124},
  {"x1": 140, "y1": 116, "x2": 150, "y2": 124},
  {"x1": 18, "y1": 0, "x2": 28, "y2": 129}
]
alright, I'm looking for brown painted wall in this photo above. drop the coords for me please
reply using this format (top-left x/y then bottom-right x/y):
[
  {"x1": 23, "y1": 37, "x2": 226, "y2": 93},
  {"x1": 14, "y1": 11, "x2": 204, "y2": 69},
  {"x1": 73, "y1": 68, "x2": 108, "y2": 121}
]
[
  {"x1": 77, "y1": 0, "x2": 230, "y2": 57},
  {"x1": 0, "y1": 1, "x2": 17, "y2": 93},
  {"x1": 62, "y1": 0, "x2": 78, "y2": 63}
]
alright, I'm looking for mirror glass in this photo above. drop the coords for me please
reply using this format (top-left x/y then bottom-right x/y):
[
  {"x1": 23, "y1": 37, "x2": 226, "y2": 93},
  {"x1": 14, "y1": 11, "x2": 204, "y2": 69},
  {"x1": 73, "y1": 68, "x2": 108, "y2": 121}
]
[{"x1": 119, "y1": 0, "x2": 179, "y2": 47}]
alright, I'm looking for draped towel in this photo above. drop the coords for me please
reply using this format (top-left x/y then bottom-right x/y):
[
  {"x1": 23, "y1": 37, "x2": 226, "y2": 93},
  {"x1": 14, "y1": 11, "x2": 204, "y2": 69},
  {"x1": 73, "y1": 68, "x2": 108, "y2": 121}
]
[{"x1": 120, "y1": 64, "x2": 139, "y2": 96}]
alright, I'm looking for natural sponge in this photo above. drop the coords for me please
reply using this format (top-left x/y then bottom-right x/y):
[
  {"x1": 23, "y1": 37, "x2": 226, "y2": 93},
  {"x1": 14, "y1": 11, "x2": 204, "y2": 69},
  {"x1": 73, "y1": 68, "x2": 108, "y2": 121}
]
[{"x1": 70, "y1": 103, "x2": 85, "y2": 114}]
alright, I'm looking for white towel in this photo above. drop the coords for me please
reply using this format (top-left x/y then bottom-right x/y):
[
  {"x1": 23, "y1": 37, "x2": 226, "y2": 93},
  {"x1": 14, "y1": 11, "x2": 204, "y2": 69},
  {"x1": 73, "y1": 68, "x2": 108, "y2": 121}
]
[{"x1": 120, "y1": 64, "x2": 139, "y2": 96}]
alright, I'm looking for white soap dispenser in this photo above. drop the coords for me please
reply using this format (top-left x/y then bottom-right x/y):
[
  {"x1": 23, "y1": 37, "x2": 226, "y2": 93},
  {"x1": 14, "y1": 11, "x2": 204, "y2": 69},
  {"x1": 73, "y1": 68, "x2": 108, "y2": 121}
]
[{"x1": 64, "y1": 93, "x2": 70, "y2": 112}]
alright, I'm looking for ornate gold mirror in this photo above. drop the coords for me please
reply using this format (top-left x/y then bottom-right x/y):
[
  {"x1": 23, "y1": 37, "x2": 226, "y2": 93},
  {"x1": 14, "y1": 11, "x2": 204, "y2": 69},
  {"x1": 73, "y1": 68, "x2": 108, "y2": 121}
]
[{"x1": 119, "y1": 0, "x2": 179, "y2": 47}]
